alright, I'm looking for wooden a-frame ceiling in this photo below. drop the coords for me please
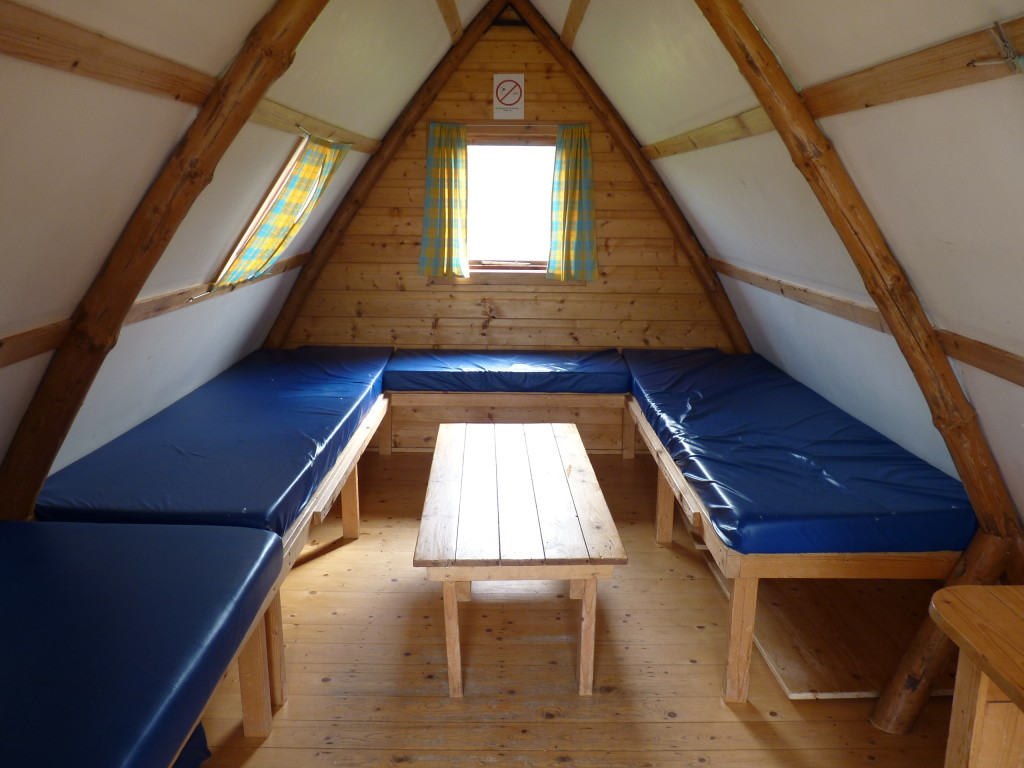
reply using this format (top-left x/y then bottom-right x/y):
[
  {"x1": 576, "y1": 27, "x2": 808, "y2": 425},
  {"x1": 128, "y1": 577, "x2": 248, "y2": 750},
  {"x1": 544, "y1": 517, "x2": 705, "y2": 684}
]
[{"x1": 0, "y1": 0, "x2": 1022, "y2": 733}]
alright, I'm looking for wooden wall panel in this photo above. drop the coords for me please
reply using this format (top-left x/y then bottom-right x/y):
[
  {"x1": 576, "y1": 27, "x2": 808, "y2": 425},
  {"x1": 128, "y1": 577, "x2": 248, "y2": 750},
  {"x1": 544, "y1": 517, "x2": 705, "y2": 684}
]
[{"x1": 284, "y1": 20, "x2": 733, "y2": 356}]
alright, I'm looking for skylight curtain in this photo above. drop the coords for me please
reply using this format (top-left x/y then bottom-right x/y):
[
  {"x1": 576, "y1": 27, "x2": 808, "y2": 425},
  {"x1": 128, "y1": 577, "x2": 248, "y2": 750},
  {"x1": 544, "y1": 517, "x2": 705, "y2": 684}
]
[
  {"x1": 548, "y1": 124, "x2": 597, "y2": 281},
  {"x1": 215, "y1": 138, "x2": 349, "y2": 288},
  {"x1": 420, "y1": 122, "x2": 469, "y2": 278}
]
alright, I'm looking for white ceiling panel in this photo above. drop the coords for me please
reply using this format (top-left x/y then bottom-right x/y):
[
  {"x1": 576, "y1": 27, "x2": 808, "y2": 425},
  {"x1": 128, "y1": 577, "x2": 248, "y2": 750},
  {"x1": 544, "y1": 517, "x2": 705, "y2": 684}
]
[
  {"x1": 267, "y1": 0, "x2": 451, "y2": 139},
  {"x1": 0, "y1": 57, "x2": 195, "y2": 337},
  {"x1": 455, "y1": 0, "x2": 491, "y2": 26},
  {"x1": 57, "y1": 273, "x2": 296, "y2": 472},
  {"x1": 143, "y1": 123, "x2": 297, "y2": 297},
  {"x1": 0, "y1": 355, "x2": 50, "y2": 465},
  {"x1": 19, "y1": 0, "x2": 274, "y2": 76},
  {"x1": 529, "y1": 0, "x2": 571, "y2": 33},
  {"x1": 956, "y1": 363, "x2": 1024, "y2": 515},
  {"x1": 745, "y1": 0, "x2": 1024, "y2": 89},
  {"x1": 656, "y1": 132, "x2": 870, "y2": 302},
  {"x1": 823, "y1": 77, "x2": 1024, "y2": 358},
  {"x1": 572, "y1": 0, "x2": 757, "y2": 144},
  {"x1": 724, "y1": 278, "x2": 956, "y2": 476}
]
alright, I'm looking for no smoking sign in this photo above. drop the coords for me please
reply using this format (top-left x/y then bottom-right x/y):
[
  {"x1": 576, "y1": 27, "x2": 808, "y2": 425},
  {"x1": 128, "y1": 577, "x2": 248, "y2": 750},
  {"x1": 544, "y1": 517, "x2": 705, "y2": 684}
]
[{"x1": 493, "y1": 73, "x2": 524, "y2": 120}]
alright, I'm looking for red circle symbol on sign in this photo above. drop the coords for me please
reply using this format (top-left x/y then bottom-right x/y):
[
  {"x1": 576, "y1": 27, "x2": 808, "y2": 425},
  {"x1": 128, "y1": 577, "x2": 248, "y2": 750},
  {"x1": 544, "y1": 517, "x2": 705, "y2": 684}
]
[{"x1": 495, "y1": 79, "x2": 523, "y2": 106}]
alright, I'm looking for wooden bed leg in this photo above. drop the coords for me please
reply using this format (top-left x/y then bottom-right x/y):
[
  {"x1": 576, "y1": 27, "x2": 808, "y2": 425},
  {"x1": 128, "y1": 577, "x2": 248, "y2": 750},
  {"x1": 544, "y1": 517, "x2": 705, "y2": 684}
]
[
  {"x1": 340, "y1": 469, "x2": 360, "y2": 539},
  {"x1": 655, "y1": 472, "x2": 674, "y2": 545},
  {"x1": 621, "y1": 406, "x2": 636, "y2": 460},
  {"x1": 724, "y1": 577, "x2": 758, "y2": 704},
  {"x1": 378, "y1": 406, "x2": 393, "y2": 456},
  {"x1": 872, "y1": 532, "x2": 1009, "y2": 733},
  {"x1": 265, "y1": 593, "x2": 287, "y2": 707},
  {"x1": 237, "y1": 621, "x2": 273, "y2": 737}
]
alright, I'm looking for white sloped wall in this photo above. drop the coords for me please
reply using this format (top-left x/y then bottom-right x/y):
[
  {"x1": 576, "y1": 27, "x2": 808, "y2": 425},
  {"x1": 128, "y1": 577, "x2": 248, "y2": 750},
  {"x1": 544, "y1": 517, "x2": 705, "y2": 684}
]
[
  {"x1": 569, "y1": 0, "x2": 1024, "y2": 511},
  {"x1": 0, "y1": 0, "x2": 447, "y2": 472}
]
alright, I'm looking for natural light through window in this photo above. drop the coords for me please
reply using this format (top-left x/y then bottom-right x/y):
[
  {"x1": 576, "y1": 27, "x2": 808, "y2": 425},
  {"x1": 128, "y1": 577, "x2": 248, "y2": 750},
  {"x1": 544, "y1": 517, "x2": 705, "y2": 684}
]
[{"x1": 467, "y1": 144, "x2": 555, "y2": 269}]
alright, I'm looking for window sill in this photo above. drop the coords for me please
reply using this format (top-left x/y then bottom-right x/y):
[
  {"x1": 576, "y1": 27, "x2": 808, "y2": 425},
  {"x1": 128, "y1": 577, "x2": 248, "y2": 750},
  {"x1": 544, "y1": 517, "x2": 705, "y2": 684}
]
[{"x1": 429, "y1": 271, "x2": 586, "y2": 287}]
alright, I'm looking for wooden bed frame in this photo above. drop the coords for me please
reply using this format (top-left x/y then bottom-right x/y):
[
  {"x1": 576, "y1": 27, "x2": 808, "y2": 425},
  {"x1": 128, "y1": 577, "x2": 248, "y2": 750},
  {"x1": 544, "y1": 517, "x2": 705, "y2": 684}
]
[
  {"x1": 379, "y1": 391, "x2": 636, "y2": 458},
  {"x1": 626, "y1": 396, "x2": 963, "y2": 703},
  {"x1": 237, "y1": 393, "x2": 388, "y2": 735}
]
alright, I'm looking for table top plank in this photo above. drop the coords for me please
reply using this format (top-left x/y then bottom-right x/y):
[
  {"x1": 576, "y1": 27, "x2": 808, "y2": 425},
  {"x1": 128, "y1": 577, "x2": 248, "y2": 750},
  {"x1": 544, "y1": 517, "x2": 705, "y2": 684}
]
[
  {"x1": 494, "y1": 424, "x2": 546, "y2": 565},
  {"x1": 931, "y1": 585, "x2": 1024, "y2": 713},
  {"x1": 522, "y1": 423, "x2": 591, "y2": 564},
  {"x1": 454, "y1": 423, "x2": 501, "y2": 566},
  {"x1": 552, "y1": 423, "x2": 627, "y2": 564},
  {"x1": 413, "y1": 423, "x2": 466, "y2": 567}
]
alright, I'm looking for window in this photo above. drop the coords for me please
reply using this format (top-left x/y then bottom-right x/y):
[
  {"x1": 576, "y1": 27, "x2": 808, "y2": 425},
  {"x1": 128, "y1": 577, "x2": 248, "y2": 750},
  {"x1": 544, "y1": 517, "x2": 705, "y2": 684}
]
[
  {"x1": 466, "y1": 143, "x2": 555, "y2": 271},
  {"x1": 419, "y1": 122, "x2": 595, "y2": 282},
  {"x1": 214, "y1": 136, "x2": 349, "y2": 288}
]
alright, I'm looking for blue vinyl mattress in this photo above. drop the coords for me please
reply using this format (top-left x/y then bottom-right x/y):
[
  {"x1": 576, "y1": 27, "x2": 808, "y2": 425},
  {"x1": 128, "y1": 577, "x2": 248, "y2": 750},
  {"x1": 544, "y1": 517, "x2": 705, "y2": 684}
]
[
  {"x1": 623, "y1": 348, "x2": 977, "y2": 555},
  {"x1": 0, "y1": 521, "x2": 281, "y2": 768},
  {"x1": 383, "y1": 348, "x2": 632, "y2": 393},
  {"x1": 36, "y1": 346, "x2": 393, "y2": 535}
]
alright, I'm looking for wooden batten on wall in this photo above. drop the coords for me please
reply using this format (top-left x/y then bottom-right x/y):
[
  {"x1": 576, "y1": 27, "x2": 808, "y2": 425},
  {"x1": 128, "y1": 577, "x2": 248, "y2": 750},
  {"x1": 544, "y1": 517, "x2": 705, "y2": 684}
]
[{"x1": 283, "y1": 16, "x2": 734, "y2": 355}]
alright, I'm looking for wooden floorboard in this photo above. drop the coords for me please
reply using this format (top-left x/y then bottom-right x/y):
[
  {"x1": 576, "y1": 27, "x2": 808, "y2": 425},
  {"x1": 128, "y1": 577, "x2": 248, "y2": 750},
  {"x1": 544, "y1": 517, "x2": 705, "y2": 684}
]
[{"x1": 204, "y1": 452, "x2": 951, "y2": 767}]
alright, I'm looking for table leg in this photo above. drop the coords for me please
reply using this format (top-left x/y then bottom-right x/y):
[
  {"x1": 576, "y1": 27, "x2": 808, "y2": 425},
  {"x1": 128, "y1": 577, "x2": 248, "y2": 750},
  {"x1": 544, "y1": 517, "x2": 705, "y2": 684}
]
[
  {"x1": 442, "y1": 581, "x2": 463, "y2": 697},
  {"x1": 578, "y1": 578, "x2": 598, "y2": 695}
]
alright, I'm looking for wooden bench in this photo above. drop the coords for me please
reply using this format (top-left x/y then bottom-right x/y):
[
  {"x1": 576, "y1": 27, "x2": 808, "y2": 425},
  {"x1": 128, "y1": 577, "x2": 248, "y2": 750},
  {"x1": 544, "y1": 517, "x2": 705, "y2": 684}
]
[
  {"x1": 379, "y1": 348, "x2": 636, "y2": 457},
  {"x1": 931, "y1": 585, "x2": 1024, "y2": 767},
  {"x1": 0, "y1": 521, "x2": 281, "y2": 768},
  {"x1": 34, "y1": 346, "x2": 392, "y2": 736},
  {"x1": 623, "y1": 347, "x2": 977, "y2": 704},
  {"x1": 414, "y1": 422, "x2": 627, "y2": 696}
]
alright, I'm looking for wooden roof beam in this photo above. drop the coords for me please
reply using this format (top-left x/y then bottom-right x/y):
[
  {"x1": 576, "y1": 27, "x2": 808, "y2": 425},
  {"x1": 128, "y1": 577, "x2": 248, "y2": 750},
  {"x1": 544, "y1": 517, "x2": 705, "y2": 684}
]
[
  {"x1": 435, "y1": 0, "x2": 464, "y2": 43},
  {"x1": 0, "y1": 0, "x2": 331, "y2": 521},
  {"x1": 507, "y1": 0, "x2": 750, "y2": 354},
  {"x1": 265, "y1": 0, "x2": 512, "y2": 348},
  {"x1": 561, "y1": 0, "x2": 591, "y2": 49},
  {"x1": 643, "y1": 14, "x2": 1024, "y2": 160},
  {"x1": 693, "y1": 0, "x2": 1020, "y2": 734}
]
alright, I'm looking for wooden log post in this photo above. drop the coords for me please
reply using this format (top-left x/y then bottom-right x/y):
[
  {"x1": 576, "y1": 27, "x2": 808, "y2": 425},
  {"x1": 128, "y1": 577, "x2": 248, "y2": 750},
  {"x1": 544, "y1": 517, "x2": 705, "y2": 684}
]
[
  {"x1": 872, "y1": 531, "x2": 1009, "y2": 734},
  {"x1": 694, "y1": 0, "x2": 1020, "y2": 732},
  {"x1": 264, "y1": 0, "x2": 511, "y2": 350},
  {"x1": 0, "y1": 0, "x2": 330, "y2": 521},
  {"x1": 509, "y1": 0, "x2": 751, "y2": 355}
]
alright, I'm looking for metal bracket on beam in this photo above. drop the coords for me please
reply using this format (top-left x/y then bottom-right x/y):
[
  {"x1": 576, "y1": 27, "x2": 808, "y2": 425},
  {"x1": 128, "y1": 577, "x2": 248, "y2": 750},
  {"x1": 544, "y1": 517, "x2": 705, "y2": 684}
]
[{"x1": 969, "y1": 21, "x2": 1024, "y2": 73}]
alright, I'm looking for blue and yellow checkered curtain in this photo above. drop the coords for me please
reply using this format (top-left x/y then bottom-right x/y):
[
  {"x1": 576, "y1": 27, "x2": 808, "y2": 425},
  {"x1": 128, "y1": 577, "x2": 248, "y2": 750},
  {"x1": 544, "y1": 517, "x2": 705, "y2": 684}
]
[
  {"x1": 420, "y1": 122, "x2": 469, "y2": 278},
  {"x1": 215, "y1": 138, "x2": 349, "y2": 288},
  {"x1": 548, "y1": 124, "x2": 597, "y2": 281}
]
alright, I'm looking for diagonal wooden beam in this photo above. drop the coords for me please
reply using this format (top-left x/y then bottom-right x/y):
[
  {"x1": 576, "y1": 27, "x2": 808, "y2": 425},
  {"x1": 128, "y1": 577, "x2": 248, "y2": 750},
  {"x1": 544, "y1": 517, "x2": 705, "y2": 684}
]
[
  {"x1": 435, "y1": 0, "x2": 464, "y2": 43},
  {"x1": 0, "y1": 0, "x2": 331, "y2": 521},
  {"x1": 0, "y1": 1, "x2": 378, "y2": 153},
  {"x1": 642, "y1": 15, "x2": 1024, "y2": 161},
  {"x1": 265, "y1": 0, "x2": 511, "y2": 349},
  {"x1": 507, "y1": 0, "x2": 751, "y2": 354},
  {"x1": 561, "y1": 0, "x2": 591, "y2": 49},
  {"x1": 693, "y1": 0, "x2": 1019, "y2": 733}
]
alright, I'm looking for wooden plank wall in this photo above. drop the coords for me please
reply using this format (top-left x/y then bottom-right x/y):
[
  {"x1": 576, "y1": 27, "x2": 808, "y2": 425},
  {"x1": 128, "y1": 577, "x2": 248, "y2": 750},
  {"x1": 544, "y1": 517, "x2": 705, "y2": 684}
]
[
  {"x1": 283, "y1": 18, "x2": 734, "y2": 452},
  {"x1": 284, "y1": 21, "x2": 732, "y2": 353}
]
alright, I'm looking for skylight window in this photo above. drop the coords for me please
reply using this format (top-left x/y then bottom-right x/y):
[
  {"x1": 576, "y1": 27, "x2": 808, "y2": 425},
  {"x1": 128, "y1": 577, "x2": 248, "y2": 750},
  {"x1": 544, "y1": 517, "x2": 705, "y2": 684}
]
[{"x1": 466, "y1": 144, "x2": 555, "y2": 270}]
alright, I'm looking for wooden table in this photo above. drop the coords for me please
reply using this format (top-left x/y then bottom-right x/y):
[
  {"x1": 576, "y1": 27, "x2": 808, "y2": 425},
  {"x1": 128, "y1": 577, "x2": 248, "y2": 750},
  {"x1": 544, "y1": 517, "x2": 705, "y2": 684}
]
[
  {"x1": 930, "y1": 585, "x2": 1024, "y2": 767},
  {"x1": 414, "y1": 422, "x2": 627, "y2": 696}
]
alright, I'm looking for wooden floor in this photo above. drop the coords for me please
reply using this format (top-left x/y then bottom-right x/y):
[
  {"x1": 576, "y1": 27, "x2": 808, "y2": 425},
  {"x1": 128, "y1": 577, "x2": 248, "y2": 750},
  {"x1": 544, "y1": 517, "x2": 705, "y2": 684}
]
[{"x1": 204, "y1": 452, "x2": 952, "y2": 767}]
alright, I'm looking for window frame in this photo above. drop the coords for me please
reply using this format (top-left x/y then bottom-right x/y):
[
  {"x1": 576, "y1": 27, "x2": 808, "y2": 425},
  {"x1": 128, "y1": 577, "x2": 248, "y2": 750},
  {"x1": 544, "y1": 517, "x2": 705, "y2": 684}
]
[
  {"x1": 213, "y1": 136, "x2": 309, "y2": 286},
  {"x1": 465, "y1": 125, "x2": 556, "y2": 274}
]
